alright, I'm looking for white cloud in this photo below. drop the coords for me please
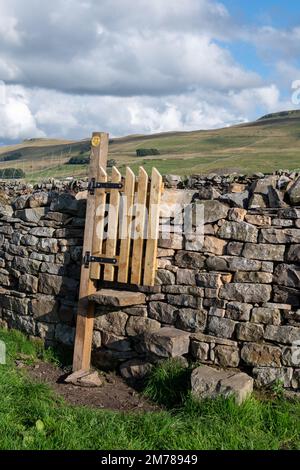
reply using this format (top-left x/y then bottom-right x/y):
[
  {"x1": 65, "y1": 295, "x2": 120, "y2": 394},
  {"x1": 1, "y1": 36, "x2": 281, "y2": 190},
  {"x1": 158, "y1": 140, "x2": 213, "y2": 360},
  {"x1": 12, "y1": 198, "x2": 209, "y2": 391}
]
[
  {"x1": 0, "y1": 0, "x2": 296, "y2": 142},
  {"x1": 0, "y1": 86, "x2": 44, "y2": 140}
]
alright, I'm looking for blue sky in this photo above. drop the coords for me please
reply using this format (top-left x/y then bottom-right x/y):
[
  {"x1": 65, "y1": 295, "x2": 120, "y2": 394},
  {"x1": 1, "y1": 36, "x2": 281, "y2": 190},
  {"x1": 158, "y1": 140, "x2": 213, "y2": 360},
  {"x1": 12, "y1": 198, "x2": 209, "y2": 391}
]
[{"x1": 0, "y1": 0, "x2": 299, "y2": 143}]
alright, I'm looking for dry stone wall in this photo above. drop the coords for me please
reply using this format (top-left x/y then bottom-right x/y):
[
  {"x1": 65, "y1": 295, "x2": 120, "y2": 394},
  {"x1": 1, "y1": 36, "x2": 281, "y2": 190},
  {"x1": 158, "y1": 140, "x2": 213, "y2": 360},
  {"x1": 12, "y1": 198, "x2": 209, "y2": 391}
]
[{"x1": 1, "y1": 170, "x2": 300, "y2": 391}]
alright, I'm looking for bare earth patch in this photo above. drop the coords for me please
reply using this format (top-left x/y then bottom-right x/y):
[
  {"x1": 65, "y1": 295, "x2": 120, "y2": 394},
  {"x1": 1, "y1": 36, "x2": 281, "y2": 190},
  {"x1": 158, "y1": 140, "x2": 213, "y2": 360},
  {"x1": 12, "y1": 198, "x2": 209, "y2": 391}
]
[{"x1": 27, "y1": 361, "x2": 159, "y2": 412}]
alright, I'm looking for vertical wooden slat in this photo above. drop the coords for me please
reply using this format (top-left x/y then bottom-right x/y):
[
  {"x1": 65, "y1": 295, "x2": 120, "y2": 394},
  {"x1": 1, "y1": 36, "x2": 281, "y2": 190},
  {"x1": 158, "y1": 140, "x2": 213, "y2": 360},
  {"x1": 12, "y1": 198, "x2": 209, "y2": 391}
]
[
  {"x1": 131, "y1": 167, "x2": 148, "y2": 285},
  {"x1": 118, "y1": 167, "x2": 135, "y2": 283},
  {"x1": 103, "y1": 167, "x2": 121, "y2": 281},
  {"x1": 72, "y1": 132, "x2": 108, "y2": 372},
  {"x1": 90, "y1": 166, "x2": 108, "y2": 280},
  {"x1": 143, "y1": 168, "x2": 163, "y2": 286}
]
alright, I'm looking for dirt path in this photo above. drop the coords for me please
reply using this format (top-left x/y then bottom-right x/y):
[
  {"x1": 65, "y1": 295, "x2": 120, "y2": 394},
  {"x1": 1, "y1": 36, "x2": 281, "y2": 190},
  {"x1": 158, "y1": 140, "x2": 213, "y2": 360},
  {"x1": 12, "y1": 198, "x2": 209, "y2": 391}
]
[{"x1": 27, "y1": 361, "x2": 159, "y2": 412}]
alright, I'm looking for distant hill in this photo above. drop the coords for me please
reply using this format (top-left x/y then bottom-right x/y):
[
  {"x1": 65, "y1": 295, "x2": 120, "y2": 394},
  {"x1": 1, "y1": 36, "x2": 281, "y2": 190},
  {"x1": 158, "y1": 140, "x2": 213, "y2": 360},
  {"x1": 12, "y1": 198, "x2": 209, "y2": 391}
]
[{"x1": 0, "y1": 110, "x2": 300, "y2": 182}]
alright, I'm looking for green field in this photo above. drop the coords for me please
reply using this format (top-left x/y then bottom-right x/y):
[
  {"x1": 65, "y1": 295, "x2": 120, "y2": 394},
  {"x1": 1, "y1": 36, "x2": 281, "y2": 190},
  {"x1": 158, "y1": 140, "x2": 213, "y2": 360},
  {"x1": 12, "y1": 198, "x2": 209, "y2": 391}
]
[
  {"x1": 1, "y1": 110, "x2": 300, "y2": 182},
  {"x1": 0, "y1": 328, "x2": 299, "y2": 450}
]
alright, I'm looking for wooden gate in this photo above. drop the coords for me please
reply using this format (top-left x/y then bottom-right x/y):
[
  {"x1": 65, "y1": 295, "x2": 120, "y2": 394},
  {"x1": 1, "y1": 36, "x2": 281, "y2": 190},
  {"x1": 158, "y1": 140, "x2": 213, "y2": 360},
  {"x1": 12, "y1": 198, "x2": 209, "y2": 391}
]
[
  {"x1": 88, "y1": 164, "x2": 163, "y2": 287},
  {"x1": 72, "y1": 132, "x2": 163, "y2": 372}
]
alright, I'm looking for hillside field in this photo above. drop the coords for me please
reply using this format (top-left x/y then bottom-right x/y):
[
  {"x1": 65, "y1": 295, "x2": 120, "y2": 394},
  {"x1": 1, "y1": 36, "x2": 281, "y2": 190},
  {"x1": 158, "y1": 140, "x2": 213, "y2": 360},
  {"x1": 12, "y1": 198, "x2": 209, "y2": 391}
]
[{"x1": 0, "y1": 110, "x2": 300, "y2": 182}]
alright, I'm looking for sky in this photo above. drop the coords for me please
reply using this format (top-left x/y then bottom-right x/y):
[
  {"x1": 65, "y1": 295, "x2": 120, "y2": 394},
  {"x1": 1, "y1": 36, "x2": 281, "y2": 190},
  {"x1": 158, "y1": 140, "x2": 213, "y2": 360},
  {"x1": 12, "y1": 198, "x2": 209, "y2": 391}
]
[{"x1": 0, "y1": 0, "x2": 299, "y2": 144}]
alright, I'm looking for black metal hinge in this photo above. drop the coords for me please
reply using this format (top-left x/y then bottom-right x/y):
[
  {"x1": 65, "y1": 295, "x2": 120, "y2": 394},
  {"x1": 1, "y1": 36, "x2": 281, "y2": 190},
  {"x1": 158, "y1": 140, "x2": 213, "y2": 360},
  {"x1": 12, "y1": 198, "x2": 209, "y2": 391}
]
[
  {"x1": 83, "y1": 251, "x2": 118, "y2": 268},
  {"x1": 88, "y1": 178, "x2": 123, "y2": 195}
]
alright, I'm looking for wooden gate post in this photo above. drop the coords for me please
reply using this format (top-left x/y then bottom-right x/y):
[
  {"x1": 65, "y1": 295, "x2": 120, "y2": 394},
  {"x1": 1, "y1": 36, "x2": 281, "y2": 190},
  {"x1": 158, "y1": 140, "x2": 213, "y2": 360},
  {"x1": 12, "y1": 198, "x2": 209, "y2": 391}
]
[{"x1": 72, "y1": 132, "x2": 108, "y2": 372}]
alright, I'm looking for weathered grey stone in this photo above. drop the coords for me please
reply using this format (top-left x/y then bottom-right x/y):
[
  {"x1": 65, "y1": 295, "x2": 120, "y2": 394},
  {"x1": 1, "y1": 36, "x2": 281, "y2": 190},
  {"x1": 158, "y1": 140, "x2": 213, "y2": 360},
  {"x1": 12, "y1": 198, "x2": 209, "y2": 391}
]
[
  {"x1": 13, "y1": 195, "x2": 29, "y2": 210},
  {"x1": 55, "y1": 324, "x2": 75, "y2": 346},
  {"x1": 226, "y1": 241, "x2": 244, "y2": 256},
  {"x1": 167, "y1": 294, "x2": 199, "y2": 308},
  {"x1": 28, "y1": 192, "x2": 51, "y2": 208},
  {"x1": 119, "y1": 359, "x2": 153, "y2": 379},
  {"x1": 143, "y1": 327, "x2": 190, "y2": 357},
  {"x1": 286, "y1": 245, "x2": 300, "y2": 262},
  {"x1": 101, "y1": 332, "x2": 132, "y2": 352},
  {"x1": 282, "y1": 347, "x2": 300, "y2": 367},
  {"x1": 0, "y1": 267, "x2": 10, "y2": 286},
  {"x1": 38, "y1": 273, "x2": 63, "y2": 295},
  {"x1": 218, "y1": 372, "x2": 254, "y2": 405},
  {"x1": 287, "y1": 176, "x2": 300, "y2": 205},
  {"x1": 261, "y1": 261, "x2": 274, "y2": 273},
  {"x1": 264, "y1": 325, "x2": 300, "y2": 345},
  {"x1": 225, "y1": 302, "x2": 252, "y2": 322},
  {"x1": 176, "y1": 308, "x2": 207, "y2": 332},
  {"x1": 177, "y1": 269, "x2": 196, "y2": 286},
  {"x1": 278, "y1": 207, "x2": 300, "y2": 219},
  {"x1": 236, "y1": 323, "x2": 264, "y2": 342},
  {"x1": 219, "y1": 191, "x2": 249, "y2": 208},
  {"x1": 186, "y1": 235, "x2": 226, "y2": 255},
  {"x1": 220, "y1": 283, "x2": 272, "y2": 303},
  {"x1": 40, "y1": 262, "x2": 65, "y2": 276},
  {"x1": 15, "y1": 208, "x2": 48, "y2": 223},
  {"x1": 228, "y1": 208, "x2": 247, "y2": 222},
  {"x1": 190, "y1": 341, "x2": 210, "y2": 361},
  {"x1": 12, "y1": 256, "x2": 41, "y2": 275},
  {"x1": 273, "y1": 286, "x2": 300, "y2": 307},
  {"x1": 175, "y1": 251, "x2": 205, "y2": 269},
  {"x1": 209, "y1": 307, "x2": 225, "y2": 318},
  {"x1": 19, "y1": 274, "x2": 38, "y2": 294},
  {"x1": 157, "y1": 248, "x2": 175, "y2": 257},
  {"x1": 248, "y1": 193, "x2": 267, "y2": 209},
  {"x1": 1, "y1": 295, "x2": 28, "y2": 315},
  {"x1": 158, "y1": 233, "x2": 183, "y2": 250},
  {"x1": 207, "y1": 316, "x2": 236, "y2": 339},
  {"x1": 50, "y1": 194, "x2": 79, "y2": 214},
  {"x1": 92, "y1": 331, "x2": 102, "y2": 348},
  {"x1": 37, "y1": 238, "x2": 59, "y2": 253},
  {"x1": 36, "y1": 322, "x2": 56, "y2": 341},
  {"x1": 243, "y1": 243, "x2": 285, "y2": 261},
  {"x1": 251, "y1": 176, "x2": 277, "y2": 195},
  {"x1": 195, "y1": 200, "x2": 229, "y2": 223},
  {"x1": 218, "y1": 221, "x2": 258, "y2": 243},
  {"x1": 251, "y1": 307, "x2": 281, "y2": 326},
  {"x1": 148, "y1": 302, "x2": 177, "y2": 324},
  {"x1": 30, "y1": 252, "x2": 55, "y2": 262},
  {"x1": 215, "y1": 345, "x2": 240, "y2": 367},
  {"x1": 191, "y1": 365, "x2": 253, "y2": 404},
  {"x1": 155, "y1": 269, "x2": 176, "y2": 287},
  {"x1": 30, "y1": 227, "x2": 55, "y2": 238},
  {"x1": 234, "y1": 271, "x2": 273, "y2": 284},
  {"x1": 163, "y1": 285, "x2": 204, "y2": 296},
  {"x1": 260, "y1": 228, "x2": 300, "y2": 244},
  {"x1": 274, "y1": 264, "x2": 300, "y2": 289},
  {"x1": 196, "y1": 272, "x2": 223, "y2": 289},
  {"x1": 123, "y1": 306, "x2": 147, "y2": 317},
  {"x1": 241, "y1": 343, "x2": 281, "y2": 367},
  {"x1": 126, "y1": 316, "x2": 161, "y2": 336},
  {"x1": 253, "y1": 367, "x2": 293, "y2": 388},
  {"x1": 245, "y1": 214, "x2": 271, "y2": 226},
  {"x1": 94, "y1": 311, "x2": 128, "y2": 336},
  {"x1": 191, "y1": 365, "x2": 228, "y2": 400},
  {"x1": 272, "y1": 218, "x2": 293, "y2": 227}
]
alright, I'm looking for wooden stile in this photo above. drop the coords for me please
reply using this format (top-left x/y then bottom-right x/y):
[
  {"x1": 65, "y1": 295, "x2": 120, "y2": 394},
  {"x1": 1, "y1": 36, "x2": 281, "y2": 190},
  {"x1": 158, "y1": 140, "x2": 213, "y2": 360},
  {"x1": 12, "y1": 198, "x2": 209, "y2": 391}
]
[
  {"x1": 90, "y1": 166, "x2": 108, "y2": 280},
  {"x1": 117, "y1": 167, "x2": 135, "y2": 284},
  {"x1": 72, "y1": 137, "x2": 162, "y2": 372},
  {"x1": 131, "y1": 167, "x2": 148, "y2": 285},
  {"x1": 103, "y1": 166, "x2": 121, "y2": 281},
  {"x1": 144, "y1": 168, "x2": 163, "y2": 286},
  {"x1": 72, "y1": 132, "x2": 108, "y2": 372}
]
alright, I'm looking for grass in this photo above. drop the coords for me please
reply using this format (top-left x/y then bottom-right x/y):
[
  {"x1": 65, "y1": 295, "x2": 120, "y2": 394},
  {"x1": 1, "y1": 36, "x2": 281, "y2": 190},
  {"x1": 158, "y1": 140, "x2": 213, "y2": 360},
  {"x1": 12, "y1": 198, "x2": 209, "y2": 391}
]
[{"x1": 0, "y1": 328, "x2": 300, "y2": 450}]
